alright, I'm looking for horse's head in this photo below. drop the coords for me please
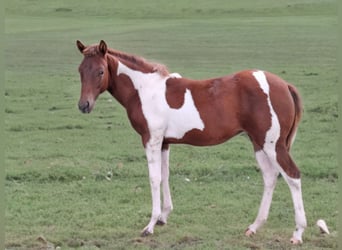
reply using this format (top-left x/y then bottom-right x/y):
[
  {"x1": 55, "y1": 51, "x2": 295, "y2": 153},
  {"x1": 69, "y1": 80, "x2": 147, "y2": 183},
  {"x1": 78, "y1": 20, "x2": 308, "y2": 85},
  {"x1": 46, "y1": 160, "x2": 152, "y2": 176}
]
[{"x1": 76, "y1": 40, "x2": 110, "y2": 113}]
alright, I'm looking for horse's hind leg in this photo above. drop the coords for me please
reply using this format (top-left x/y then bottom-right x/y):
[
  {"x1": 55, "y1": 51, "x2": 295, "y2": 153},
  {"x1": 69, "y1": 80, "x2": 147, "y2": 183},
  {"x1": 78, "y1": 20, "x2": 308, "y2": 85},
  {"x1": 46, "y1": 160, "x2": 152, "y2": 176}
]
[
  {"x1": 246, "y1": 150, "x2": 279, "y2": 236},
  {"x1": 245, "y1": 133, "x2": 306, "y2": 243},
  {"x1": 273, "y1": 146, "x2": 307, "y2": 244},
  {"x1": 260, "y1": 143, "x2": 307, "y2": 244}
]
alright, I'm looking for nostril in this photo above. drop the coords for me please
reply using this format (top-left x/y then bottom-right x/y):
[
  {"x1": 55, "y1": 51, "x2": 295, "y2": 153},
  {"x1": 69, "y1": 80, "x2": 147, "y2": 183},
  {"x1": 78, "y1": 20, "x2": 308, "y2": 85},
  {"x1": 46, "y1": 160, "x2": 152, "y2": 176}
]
[{"x1": 78, "y1": 101, "x2": 90, "y2": 113}]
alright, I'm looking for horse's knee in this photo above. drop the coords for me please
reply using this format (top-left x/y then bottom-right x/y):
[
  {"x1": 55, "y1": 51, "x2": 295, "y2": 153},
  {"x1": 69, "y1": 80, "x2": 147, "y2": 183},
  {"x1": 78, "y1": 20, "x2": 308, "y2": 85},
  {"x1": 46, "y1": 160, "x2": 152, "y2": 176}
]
[{"x1": 149, "y1": 176, "x2": 161, "y2": 188}]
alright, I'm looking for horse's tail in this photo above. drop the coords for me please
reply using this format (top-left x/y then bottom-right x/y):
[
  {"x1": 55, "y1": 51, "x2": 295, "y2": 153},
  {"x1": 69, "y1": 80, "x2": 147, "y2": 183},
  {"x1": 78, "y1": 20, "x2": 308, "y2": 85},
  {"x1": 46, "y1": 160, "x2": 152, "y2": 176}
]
[{"x1": 286, "y1": 84, "x2": 303, "y2": 151}]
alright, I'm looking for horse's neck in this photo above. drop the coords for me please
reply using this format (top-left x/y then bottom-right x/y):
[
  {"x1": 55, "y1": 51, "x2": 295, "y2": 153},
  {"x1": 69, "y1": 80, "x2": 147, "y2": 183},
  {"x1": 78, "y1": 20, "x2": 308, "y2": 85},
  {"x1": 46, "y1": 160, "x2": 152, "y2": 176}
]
[{"x1": 106, "y1": 57, "x2": 142, "y2": 108}]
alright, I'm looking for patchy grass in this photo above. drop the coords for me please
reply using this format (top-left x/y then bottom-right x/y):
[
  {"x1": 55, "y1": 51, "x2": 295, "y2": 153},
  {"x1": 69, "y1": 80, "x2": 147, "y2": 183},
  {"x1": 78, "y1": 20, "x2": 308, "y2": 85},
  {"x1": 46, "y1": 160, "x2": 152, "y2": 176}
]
[{"x1": 5, "y1": 0, "x2": 337, "y2": 249}]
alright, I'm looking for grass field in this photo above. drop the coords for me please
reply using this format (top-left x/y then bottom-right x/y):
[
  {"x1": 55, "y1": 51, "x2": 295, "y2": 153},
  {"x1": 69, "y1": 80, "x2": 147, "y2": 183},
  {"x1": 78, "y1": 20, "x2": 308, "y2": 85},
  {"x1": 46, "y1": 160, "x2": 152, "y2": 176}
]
[{"x1": 5, "y1": 0, "x2": 337, "y2": 249}]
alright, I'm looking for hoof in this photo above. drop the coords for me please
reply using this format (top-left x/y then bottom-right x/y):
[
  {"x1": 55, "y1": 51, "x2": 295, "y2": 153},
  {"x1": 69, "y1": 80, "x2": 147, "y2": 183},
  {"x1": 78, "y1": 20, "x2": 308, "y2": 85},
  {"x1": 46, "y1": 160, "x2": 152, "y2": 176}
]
[
  {"x1": 141, "y1": 229, "x2": 153, "y2": 237},
  {"x1": 156, "y1": 220, "x2": 166, "y2": 226},
  {"x1": 245, "y1": 228, "x2": 255, "y2": 237},
  {"x1": 290, "y1": 237, "x2": 302, "y2": 245}
]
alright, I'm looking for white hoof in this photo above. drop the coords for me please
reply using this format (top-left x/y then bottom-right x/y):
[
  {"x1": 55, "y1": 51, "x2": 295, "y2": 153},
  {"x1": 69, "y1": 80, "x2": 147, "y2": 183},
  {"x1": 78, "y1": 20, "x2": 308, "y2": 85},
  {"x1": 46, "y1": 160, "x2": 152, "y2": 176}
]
[
  {"x1": 141, "y1": 227, "x2": 153, "y2": 237},
  {"x1": 245, "y1": 228, "x2": 255, "y2": 237},
  {"x1": 290, "y1": 237, "x2": 302, "y2": 245}
]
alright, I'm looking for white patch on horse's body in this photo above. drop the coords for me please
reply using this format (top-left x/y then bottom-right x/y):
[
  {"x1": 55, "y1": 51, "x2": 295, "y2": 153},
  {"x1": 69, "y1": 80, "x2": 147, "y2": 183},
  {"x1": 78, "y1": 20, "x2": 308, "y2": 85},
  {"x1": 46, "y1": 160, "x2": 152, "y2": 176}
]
[
  {"x1": 166, "y1": 89, "x2": 204, "y2": 139},
  {"x1": 252, "y1": 70, "x2": 280, "y2": 153},
  {"x1": 169, "y1": 72, "x2": 182, "y2": 78},
  {"x1": 253, "y1": 71, "x2": 299, "y2": 178},
  {"x1": 117, "y1": 61, "x2": 204, "y2": 139}
]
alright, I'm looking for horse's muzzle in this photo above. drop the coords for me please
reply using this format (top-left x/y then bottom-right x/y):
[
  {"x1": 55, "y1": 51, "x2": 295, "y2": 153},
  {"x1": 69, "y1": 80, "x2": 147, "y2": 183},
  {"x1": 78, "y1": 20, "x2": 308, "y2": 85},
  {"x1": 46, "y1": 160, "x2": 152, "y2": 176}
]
[{"x1": 78, "y1": 101, "x2": 90, "y2": 113}]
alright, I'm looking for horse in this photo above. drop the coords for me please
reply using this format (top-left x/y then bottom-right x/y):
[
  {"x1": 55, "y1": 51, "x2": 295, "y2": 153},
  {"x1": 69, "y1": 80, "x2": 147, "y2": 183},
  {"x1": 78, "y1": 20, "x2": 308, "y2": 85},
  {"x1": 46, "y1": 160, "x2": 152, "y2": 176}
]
[{"x1": 76, "y1": 40, "x2": 307, "y2": 244}]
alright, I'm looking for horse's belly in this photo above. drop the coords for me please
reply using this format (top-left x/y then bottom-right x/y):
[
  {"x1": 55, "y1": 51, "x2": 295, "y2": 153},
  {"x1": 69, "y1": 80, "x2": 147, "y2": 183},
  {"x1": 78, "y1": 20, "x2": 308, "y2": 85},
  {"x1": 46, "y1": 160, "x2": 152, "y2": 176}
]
[{"x1": 164, "y1": 122, "x2": 242, "y2": 146}]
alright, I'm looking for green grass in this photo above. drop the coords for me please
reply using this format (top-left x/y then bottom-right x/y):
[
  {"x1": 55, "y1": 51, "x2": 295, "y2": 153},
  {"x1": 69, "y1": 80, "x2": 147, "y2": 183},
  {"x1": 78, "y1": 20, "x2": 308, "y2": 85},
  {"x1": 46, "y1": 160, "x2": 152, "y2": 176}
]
[{"x1": 5, "y1": 0, "x2": 337, "y2": 249}]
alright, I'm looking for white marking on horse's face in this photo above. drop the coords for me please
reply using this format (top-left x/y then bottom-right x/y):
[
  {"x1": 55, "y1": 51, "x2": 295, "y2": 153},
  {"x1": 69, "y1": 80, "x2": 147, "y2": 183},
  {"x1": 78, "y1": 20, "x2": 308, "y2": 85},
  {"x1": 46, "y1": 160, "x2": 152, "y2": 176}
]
[
  {"x1": 252, "y1": 70, "x2": 280, "y2": 154},
  {"x1": 117, "y1": 62, "x2": 204, "y2": 140}
]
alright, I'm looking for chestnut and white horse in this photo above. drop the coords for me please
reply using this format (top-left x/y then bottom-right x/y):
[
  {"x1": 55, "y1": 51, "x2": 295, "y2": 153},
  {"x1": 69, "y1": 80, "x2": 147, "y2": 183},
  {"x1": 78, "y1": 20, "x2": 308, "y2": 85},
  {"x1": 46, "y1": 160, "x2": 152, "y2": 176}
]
[{"x1": 76, "y1": 40, "x2": 306, "y2": 244}]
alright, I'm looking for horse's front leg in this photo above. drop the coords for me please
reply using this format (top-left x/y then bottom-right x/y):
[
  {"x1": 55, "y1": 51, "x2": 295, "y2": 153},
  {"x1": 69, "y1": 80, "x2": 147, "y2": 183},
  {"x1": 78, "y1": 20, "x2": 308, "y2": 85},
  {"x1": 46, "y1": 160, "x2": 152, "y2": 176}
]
[
  {"x1": 141, "y1": 136, "x2": 163, "y2": 237},
  {"x1": 157, "y1": 145, "x2": 173, "y2": 225}
]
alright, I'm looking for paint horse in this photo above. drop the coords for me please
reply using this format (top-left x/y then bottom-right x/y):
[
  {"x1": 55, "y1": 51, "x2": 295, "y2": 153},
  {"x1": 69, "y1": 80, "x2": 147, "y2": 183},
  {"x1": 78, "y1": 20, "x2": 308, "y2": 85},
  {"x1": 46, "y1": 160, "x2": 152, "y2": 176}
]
[{"x1": 76, "y1": 40, "x2": 307, "y2": 244}]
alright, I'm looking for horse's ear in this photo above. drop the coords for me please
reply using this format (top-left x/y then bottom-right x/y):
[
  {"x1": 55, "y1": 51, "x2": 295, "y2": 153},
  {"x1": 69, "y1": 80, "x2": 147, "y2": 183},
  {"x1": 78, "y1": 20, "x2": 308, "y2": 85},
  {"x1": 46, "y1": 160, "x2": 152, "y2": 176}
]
[
  {"x1": 76, "y1": 40, "x2": 86, "y2": 53},
  {"x1": 99, "y1": 40, "x2": 108, "y2": 55}
]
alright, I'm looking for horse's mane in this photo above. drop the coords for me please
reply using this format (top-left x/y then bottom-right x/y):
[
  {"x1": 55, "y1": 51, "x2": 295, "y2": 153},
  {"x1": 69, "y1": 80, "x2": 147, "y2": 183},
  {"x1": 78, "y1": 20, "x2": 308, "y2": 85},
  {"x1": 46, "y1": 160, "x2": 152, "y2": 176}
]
[{"x1": 83, "y1": 44, "x2": 169, "y2": 77}]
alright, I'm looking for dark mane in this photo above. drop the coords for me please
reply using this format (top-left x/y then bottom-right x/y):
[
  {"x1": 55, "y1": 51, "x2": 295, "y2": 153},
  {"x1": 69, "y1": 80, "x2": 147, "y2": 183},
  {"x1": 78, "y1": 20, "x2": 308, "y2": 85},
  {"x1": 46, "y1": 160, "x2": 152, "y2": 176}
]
[
  {"x1": 107, "y1": 48, "x2": 169, "y2": 77},
  {"x1": 83, "y1": 44, "x2": 169, "y2": 77}
]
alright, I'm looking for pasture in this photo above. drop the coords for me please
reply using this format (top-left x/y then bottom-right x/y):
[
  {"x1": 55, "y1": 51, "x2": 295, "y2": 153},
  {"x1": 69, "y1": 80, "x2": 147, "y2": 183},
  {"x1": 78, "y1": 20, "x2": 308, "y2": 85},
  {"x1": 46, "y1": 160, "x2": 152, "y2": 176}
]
[{"x1": 5, "y1": 0, "x2": 337, "y2": 249}]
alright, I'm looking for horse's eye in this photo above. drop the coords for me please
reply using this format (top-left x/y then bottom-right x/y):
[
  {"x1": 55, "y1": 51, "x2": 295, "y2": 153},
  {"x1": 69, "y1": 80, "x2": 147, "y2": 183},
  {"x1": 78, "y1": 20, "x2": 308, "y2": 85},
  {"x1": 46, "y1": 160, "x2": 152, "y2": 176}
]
[{"x1": 99, "y1": 70, "x2": 104, "y2": 76}]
